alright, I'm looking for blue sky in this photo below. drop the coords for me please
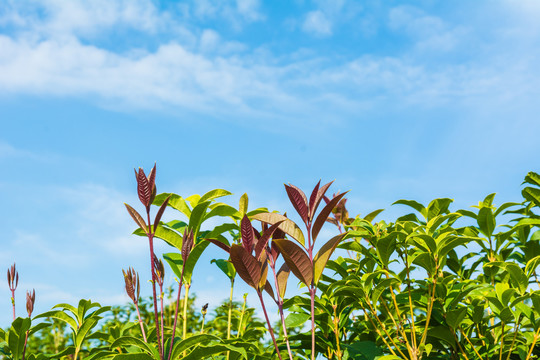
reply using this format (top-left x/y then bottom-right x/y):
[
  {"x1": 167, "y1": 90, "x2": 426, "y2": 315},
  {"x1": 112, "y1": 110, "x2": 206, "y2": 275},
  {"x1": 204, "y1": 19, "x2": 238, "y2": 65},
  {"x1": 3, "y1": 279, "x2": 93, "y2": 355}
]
[{"x1": 1, "y1": 0, "x2": 540, "y2": 326}]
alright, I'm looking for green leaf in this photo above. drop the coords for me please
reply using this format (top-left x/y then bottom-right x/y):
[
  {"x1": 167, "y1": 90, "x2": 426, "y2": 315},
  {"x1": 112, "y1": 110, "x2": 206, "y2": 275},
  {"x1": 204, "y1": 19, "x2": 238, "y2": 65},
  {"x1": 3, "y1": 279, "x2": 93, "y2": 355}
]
[
  {"x1": 154, "y1": 225, "x2": 183, "y2": 250},
  {"x1": 478, "y1": 207, "x2": 496, "y2": 237},
  {"x1": 34, "y1": 310, "x2": 78, "y2": 331},
  {"x1": 205, "y1": 204, "x2": 240, "y2": 221},
  {"x1": 8, "y1": 317, "x2": 31, "y2": 360},
  {"x1": 163, "y1": 252, "x2": 183, "y2": 280},
  {"x1": 170, "y1": 334, "x2": 222, "y2": 359},
  {"x1": 155, "y1": 193, "x2": 191, "y2": 218},
  {"x1": 426, "y1": 198, "x2": 453, "y2": 220},
  {"x1": 524, "y1": 172, "x2": 540, "y2": 186},
  {"x1": 393, "y1": 199, "x2": 426, "y2": 218},
  {"x1": 182, "y1": 344, "x2": 247, "y2": 360},
  {"x1": 272, "y1": 239, "x2": 313, "y2": 286},
  {"x1": 343, "y1": 341, "x2": 383, "y2": 360},
  {"x1": 112, "y1": 354, "x2": 154, "y2": 360},
  {"x1": 251, "y1": 213, "x2": 305, "y2": 246},
  {"x1": 110, "y1": 336, "x2": 156, "y2": 356},
  {"x1": 375, "y1": 233, "x2": 396, "y2": 267},
  {"x1": 523, "y1": 187, "x2": 540, "y2": 207},
  {"x1": 188, "y1": 201, "x2": 212, "y2": 237},
  {"x1": 446, "y1": 307, "x2": 467, "y2": 329},
  {"x1": 211, "y1": 259, "x2": 236, "y2": 280},
  {"x1": 75, "y1": 317, "x2": 98, "y2": 351},
  {"x1": 184, "y1": 241, "x2": 210, "y2": 283},
  {"x1": 239, "y1": 193, "x2": 248, "y2": 215},
  {"x1": 313, "y1": 234, "x2": 346, "y2": 284},
  {"x1": 505, "y1": 263, "x2": 529, "y2": 293},
  {"x1": 364, "y1": 209, "x2": 384, "y2": 223},
  {"x1": 526, "y1": 255, "x2": 540, "y2": 278},
  {"x1": 285, "y1": 313, "x2": 310, "y2": 328},
  {"x1": 199, "y1": 189, "x2": 232, "y2": 203}
]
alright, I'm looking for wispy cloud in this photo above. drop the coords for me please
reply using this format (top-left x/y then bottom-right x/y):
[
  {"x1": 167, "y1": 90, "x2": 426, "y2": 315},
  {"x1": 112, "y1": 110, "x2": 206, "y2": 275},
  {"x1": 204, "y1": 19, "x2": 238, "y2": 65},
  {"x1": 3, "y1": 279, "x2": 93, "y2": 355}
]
[{"x1": 0, "y1": 1, "x2": 539, "y2": 127}]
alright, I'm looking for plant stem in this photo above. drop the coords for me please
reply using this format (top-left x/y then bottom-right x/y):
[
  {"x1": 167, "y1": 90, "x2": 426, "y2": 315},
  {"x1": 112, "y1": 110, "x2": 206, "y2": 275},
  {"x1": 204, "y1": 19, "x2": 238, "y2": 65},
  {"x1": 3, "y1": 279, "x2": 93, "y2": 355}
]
[
  {"x1": 238, "y1": 293, "x2": 248, "y2": 338},
  {"x1": 307, "y1": 226, "x2": 316, "y2": 360},
  {"x1": 404, "y1": 250, "x2": 418, "y2": 353},
  {"x1": 459, "y1": 326, "x2": 485, "y2": 360},
  {"x1": 147, "y1": 211, "x2": 163, "y2": 360},
  {"x1": 11, "y1": 290, "x2": 16, "y2": 321},
  {"x1": 168, "y1": 277, "x2": 184, "y2": 360},
  {"x1": 332, "y1": 304, "x2": 342, "y2": 360},
  {"x1": 21, "y1": 330, "x2": 29, "y2": 360},
  {"x1": 160, "y1": 282, "x2": 165, "y2": 353},
  {"x1": 183, "y1": 283, "x2": 191, "y2": 340},
  {"x1": 499, "y1": 322, "x2": 505, "y2": 360},
  {"x1": 526, "y1": 326, "x2": 540, "y2": 360},
  {"x1": 505, "y1": 319, "x2": 521, "y2": 360},
  {"x1": 134, "y1": 301, "x2": 148, "y2": 342},
  {"x1": 226, "y1": 279, "x2": 234, "y2": 360},
  {"x1": 257, "y1": 291, "x2": 283, "y2": 360}
]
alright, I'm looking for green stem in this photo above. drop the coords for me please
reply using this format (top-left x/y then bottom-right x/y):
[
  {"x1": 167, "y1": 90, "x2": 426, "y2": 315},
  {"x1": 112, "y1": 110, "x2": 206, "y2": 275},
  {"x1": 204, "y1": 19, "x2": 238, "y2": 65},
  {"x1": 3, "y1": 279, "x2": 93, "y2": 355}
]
[
  {"x1": 183, "y1": 283, "x2": 191, "y2": 340},
  {"x1": 237, "y1": 293, "x2": 248, "y2": 338},
  {"x1": 226, "y1": 279, "x2": 234, "y2": 360}
]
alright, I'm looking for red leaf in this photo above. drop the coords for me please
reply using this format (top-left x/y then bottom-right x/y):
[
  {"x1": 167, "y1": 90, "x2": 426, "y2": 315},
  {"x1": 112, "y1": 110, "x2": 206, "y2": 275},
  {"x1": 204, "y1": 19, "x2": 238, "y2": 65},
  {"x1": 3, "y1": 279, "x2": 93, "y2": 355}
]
[
  {"x1": 153, "y1": 195, "x2": 170, "y2": 233},
  {"x1": 205, "y1": 238, "x2": 230, "y2": 253},
  {"x1": 230, "y1": 244, "x2": 262, "y2": 289},
  {"x1": 308, "y1": 181, "x2": 321, "y2": 220},
  {"x1": 255, "y1": 220, "x2": 285, "y2": 260},
  {"x1": 241, "y1": 215, "x2": 254, "y2": 253},
  {"x1": 272, "y1": 239, "x2": 312, "y2": 286},
  {"x1": 285, "y1": 184, "x2": 309, "y2": 223},
  {"x1": 312, "y1": 191, "x2": 348, "y2": 242},
  {"x1": 125, "y1": 203, "x2": 148, "y2": 233},
  {"x1": 309, "y1": 181, "x2": 334, "y2": 220},
  {"x1": 147, "y1": 163, "x2": 157, "y2": 205},
  {"x1": 136, "y1": 168, "x2": 152, "y2": 208}
]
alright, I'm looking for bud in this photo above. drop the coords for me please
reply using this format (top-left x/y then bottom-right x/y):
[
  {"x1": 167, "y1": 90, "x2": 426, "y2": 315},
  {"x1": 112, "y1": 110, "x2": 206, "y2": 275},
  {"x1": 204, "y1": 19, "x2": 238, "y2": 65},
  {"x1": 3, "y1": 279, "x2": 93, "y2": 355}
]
[
  {"x1": 201, "y1": 303, "x2": 208, "y2": 316},
  {"x1": 26, "y1": 289, "x2": 35, "y2": 317},
  {"x1": 153, "y1": 254, "x2": 165, "y2": 287},
  {"x1": 122, "y1": 267, "x2": 140, "y2": 303},
  {"x1": 182, "y1": 228, "x2": 195, "y2": 264},
  {"x1": 7, "y1": 263, "x2": 19, "y2": 291}
]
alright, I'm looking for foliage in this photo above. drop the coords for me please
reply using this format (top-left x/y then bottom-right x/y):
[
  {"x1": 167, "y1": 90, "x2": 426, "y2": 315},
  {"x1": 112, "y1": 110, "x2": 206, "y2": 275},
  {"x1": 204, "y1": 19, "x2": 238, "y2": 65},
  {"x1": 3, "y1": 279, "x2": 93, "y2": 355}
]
[{"x1": 3, "y1": 168, "x2": 540, "y2": 360}]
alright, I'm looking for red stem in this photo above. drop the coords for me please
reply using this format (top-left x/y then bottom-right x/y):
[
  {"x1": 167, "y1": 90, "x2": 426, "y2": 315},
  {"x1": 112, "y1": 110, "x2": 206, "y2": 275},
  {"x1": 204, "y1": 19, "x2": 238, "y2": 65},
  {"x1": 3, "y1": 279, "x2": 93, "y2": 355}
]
[
  {"x1": 270, "y1": 258, "x2": 294, "y2": 360},
  {"x1": 22, "y1": 330, "x2": 29, "y2": 360},
  {"x1": 147, "y1": 212, "x2": 163, "y2": 360},
  {"x1": 257, "y1": 291, "x2": 283, "y2": 360},
  {"x1": 134, "y1": 301, "x2": 148, "y2": 342},
  {"x1": 307, "y1": 222, "x2": 316, "y2": 360}
]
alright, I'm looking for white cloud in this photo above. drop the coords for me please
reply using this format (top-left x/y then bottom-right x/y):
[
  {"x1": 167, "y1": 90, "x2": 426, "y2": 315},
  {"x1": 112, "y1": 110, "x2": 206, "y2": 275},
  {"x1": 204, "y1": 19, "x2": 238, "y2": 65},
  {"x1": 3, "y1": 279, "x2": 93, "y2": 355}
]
[{"x1": 302, "y1": 10, "x2": 332, "y2": 37}]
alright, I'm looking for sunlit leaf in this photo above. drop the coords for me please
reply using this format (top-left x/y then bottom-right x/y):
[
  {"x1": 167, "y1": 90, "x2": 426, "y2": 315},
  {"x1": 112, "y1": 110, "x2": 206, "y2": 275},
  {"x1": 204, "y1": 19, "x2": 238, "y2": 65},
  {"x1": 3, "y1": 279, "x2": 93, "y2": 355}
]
[
  {"x1": 199, "y1": 189, "x2": 232, "y2": 203},
  {"x1": 252, "y1": 213, "x2": 305, "y2": 246},
  {"x1": 276, "y1": 262, "x2": 290, "y2": 299},
  {"x1": 239, "y1": 193, "x2": 249, "y2": 215},
  {"x1": 313, "y1": 234, "x2": 346, "y2": 284}
]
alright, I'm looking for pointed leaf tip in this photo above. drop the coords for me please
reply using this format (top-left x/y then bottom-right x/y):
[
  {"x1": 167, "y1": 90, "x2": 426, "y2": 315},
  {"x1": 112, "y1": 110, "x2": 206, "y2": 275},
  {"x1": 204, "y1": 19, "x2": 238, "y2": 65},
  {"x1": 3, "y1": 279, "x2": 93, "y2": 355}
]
[{"x1": 285, "y1": 184, "x2": 309, "y2": 223}]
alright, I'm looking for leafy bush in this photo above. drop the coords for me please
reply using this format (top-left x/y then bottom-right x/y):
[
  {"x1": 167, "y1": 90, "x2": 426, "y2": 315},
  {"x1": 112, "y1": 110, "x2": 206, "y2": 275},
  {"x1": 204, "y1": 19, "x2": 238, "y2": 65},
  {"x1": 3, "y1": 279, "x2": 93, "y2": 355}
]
[{"x1": 2, "y1": 167, "x2": 540, "y2": 360}]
